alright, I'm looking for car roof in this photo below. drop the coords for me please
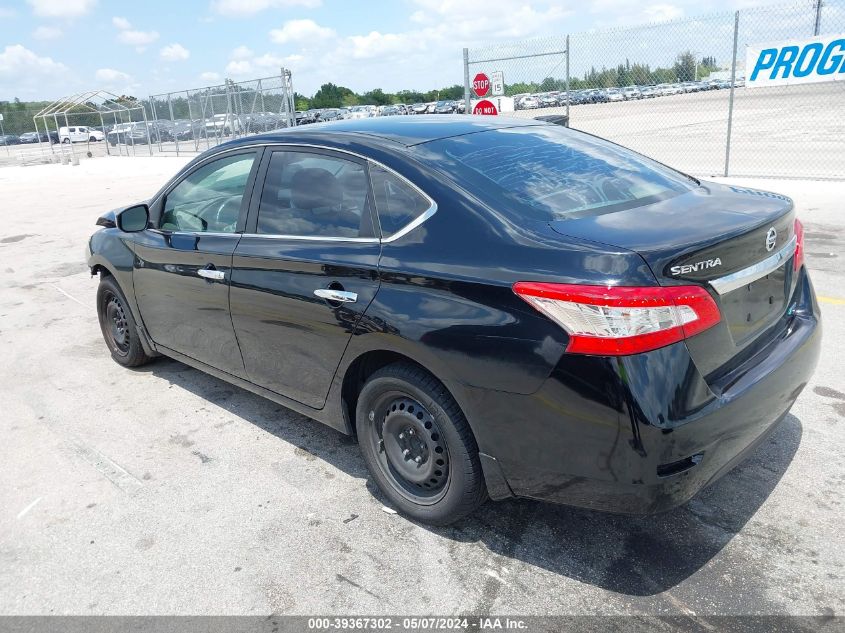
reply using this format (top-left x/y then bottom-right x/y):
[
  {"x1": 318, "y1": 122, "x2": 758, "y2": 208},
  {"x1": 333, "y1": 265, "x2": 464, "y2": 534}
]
[{"x1": 236, "y1": 114, "x2": 547, "y2": 148}]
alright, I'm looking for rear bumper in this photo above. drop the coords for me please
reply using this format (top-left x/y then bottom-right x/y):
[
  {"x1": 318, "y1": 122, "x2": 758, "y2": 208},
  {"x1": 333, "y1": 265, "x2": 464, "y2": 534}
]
[{"x1": 468, "y1": 269, "x2": 821, "y2": 514}]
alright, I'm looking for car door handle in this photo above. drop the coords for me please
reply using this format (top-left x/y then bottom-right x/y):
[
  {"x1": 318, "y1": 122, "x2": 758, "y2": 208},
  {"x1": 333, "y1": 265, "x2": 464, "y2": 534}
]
[
  {"x1": 197, "y1": 268, "x2": 225, "y2": 281},
  {"x1": 314, "y1": 288, "x2": 357, "y2": 303}
]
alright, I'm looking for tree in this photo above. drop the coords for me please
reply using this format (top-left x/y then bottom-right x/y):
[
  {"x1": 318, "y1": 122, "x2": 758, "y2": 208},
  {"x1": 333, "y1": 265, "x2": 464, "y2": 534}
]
[
  {"x1": 360, "y1": 88, "x2": 391, "y2": 105},
  {"x1": 674, "y1": 51, "x2": 697, "y2": 82},
  {"x1": 396, "y1": 89, "x2": 425, "y2": 103},
  {"x1": 310, "y1": 83, "x2": 355, "y2": 108}
]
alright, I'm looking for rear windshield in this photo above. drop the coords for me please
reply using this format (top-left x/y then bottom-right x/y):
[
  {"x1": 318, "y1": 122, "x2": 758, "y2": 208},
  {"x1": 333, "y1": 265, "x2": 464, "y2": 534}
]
[{"x1": 419, "y1": 124, "x2": 695, "y2": 221}]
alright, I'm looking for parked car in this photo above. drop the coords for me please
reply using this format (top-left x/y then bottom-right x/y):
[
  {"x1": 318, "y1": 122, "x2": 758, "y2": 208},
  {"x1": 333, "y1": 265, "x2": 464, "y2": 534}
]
[
  {"x1": 107, "y1": 122, "x2": 154, "y2": 146},
  {"x1": 538, "y1": 95, "x2": 558, "y2": 108},
  {"x1": 410, "y1": 103, "x2": 428, "y2": 115},
  {"x1": 19, "y1": 131, "x2": 54, "y2": 144},
  {"x1": 434, "y1": 100, "x2": 455, "y2": 114},
  {"x1": 604, "y1": 89, "x2": 623, "y2": 102},
  {"x1": 87, "y1": 116, "x2": 819, "y2": 526},
  {"x1": 621, "y1": 86, "x2": 642, "y2": 100},
  {"x1": 59, "y1": 126, "x2": 105, "y2": 143},
  {"x1": 173, "y1": 119, "x2": 206, "y2": 141},
  {"x1": 0, "y1": 134, "x2": 20, "y2": 145},
  {"x1": 583, "y1": 89, "x2": 608, "y2": 103},
  {"x1": 344, "y1": 106, "x2": 373, "y2": 120},
  {"x1": 639, "y1": 86, "x2": 658, "y2": 98},
  {"x1": 205, "y1": 113, "x2": 241, "y2": 136},
  {"x1": 519, "y1": 96, "x2": 539, "y2": 109}
]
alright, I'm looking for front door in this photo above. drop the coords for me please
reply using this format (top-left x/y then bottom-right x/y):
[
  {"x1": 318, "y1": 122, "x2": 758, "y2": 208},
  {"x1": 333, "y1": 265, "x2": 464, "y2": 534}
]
[
  {"x1": 133, "y1": 148, "x2": 261, "y2": 377},
  {"x1": 229, "y1": 147, "x2": 381, "y2": 408}
]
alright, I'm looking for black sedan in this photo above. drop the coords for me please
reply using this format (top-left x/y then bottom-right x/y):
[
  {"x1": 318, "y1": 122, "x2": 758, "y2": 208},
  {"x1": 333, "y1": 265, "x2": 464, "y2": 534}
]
[{"x1": 87, "y1": 116, "x2": 820, "y2": 525}]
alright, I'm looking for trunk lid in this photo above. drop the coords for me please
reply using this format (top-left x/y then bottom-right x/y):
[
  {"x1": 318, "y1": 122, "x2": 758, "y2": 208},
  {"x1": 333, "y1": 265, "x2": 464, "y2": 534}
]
[{"x1": 548, "y1": 181, "x2": 798, "y2": 378}]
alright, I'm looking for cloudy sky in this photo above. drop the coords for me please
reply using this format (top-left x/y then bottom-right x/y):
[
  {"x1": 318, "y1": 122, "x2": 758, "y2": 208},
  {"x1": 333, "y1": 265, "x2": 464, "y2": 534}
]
[{"x1": 0, "y1": 0, "x2": 786, "y2": 101}]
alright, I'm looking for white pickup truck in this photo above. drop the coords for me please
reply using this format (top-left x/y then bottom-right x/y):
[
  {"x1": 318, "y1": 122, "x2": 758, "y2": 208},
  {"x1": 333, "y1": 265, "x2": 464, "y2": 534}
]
[{"x1": 59, "y1": 126, "x2": 105, "y2": 143}]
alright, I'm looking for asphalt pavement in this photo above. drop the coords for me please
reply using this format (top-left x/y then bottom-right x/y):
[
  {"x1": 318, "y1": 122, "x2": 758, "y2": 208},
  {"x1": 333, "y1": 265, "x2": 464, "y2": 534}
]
[{"x1": 0, "y1": 158, "x2": 842, "y2": 619}]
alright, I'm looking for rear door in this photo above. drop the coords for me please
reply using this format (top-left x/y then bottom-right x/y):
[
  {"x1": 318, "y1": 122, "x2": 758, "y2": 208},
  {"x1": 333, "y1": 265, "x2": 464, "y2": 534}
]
[
  {"x1": 229, "y1": 146, "x2": 381, "y2": 408},
  {"x1": 133, "y1": 148, "x2": 262, "y2": 377}
]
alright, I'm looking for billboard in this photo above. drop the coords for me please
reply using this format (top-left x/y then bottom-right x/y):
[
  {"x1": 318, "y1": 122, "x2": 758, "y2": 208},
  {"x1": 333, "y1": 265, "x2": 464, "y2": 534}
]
[{"x1": 746, "y1": 34, "x2": 845, "y2": 88}]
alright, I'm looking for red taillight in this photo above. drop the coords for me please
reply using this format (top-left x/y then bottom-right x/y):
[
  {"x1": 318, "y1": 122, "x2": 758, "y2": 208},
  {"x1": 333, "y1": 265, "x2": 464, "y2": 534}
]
[
  {"x1": 793, "y1": 217, "x2": 805, "y2": 272},
  {"x1": 513, "y1": 282, "x2": 721, "y2": 356}
]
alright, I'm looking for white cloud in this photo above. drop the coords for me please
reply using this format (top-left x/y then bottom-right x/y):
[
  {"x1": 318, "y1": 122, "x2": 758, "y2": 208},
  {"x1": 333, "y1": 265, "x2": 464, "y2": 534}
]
[
  {"x1": 112, "y1": 16, "x2": 131, "y2": 30},
  {"x1": 117, "y1": 29, "x2": 159, "y2": 47},
  {"x1": 96, "y1": 68, "x2": 131, "y2": 83},
  {"x1": 0, "y1": 44, "x2": 68, "y2": 95},
  {"x1": 160, "y1": 43, "x2": 190, "y2": 61},
  {"x1": 269, "y1": 19, "x2": 335, "y2": 44},
  {"x1": 0, "y1": 44, "x2": 66, "y2": 77},
  {"x1": 231, "y1": 45, "x2": 254, "y2": 60},
  {"x1": 27, "y1": 0, "x2": 96, "y2": 18},
  {"x1": 211, "y1": 0, "x2": 321, "y2": 17},
  {"x1": 643, "y1": 3, "x2": 684, "y2": 21},
  {"x1": 225, "y1": 60, "x2": 254, "y2": 76},
  {"x1": 33, "y1": 25, "x2": 62, "y2": 40},
  {"x1": 200, "y1": 71, "x2": 221, "y2": 82},
  {"x1": 253, "y1": 53, "x2": 286, "y2": 68},
  {"x1": 348, "y1": 31, "x2": 408, "y2": 60}
]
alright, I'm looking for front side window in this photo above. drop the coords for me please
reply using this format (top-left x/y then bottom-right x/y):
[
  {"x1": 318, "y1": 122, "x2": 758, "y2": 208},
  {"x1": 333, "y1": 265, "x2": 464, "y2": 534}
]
[
  {"x1": 369, "y1": 164, "x2": 432, "y2": 237},
  {"x1": 161, "y1": 152, "x2": 257, "y2": 233},
  {"x1": 256, "y1": 151, "x2": 372, "y2": 238}
]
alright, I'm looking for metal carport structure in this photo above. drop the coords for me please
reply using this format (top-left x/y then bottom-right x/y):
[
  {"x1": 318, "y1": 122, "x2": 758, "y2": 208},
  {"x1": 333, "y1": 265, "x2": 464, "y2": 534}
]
[{"x1": 32, "y1": 90, "x2": 151, "y2": 159}]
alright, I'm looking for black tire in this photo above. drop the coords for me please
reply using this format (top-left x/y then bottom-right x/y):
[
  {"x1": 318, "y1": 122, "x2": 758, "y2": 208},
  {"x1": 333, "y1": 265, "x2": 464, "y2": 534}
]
[
  {"x1": 356, "y1": 362, "x2": 487, "y2": 525},
  {"x1": 62, "y1": 138, "x2": 70, "y2": 144},
  {"x1": 96, "y1": 275, "x2": 152, "y2": 368}
]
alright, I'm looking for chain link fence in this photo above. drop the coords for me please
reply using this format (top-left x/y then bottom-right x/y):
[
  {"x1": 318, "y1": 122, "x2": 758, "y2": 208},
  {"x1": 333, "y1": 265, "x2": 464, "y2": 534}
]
[
  {"x1": 463, "y1": 0, "x2": 845, "y2": 180},
  {"x1": 0, "y1": 69, "x2": 296, "y2": 165},
  {"x1": 146, "y1": 69, "x2": 296, "y2": 156}
]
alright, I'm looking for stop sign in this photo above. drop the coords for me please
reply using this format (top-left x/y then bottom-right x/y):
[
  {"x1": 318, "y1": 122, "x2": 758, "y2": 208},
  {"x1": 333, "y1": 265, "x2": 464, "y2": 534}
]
[
  {"x1": 472, "y1": 73, "x2": 490, "y2": 97},
  {"x1": 473, "y1": 100, "x2": 498, "y2": 116}
]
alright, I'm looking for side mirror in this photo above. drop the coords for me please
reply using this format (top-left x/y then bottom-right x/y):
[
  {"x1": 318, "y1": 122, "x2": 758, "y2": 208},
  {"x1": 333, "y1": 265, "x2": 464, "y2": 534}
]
[{"x1": 116, "y1": 204, "x2": 149, "y2": 233}]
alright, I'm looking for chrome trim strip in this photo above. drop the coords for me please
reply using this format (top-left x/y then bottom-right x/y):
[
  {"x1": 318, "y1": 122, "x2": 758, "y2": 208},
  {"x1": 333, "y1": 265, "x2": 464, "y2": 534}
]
[
  {"x1": 151, "y1": 141, "x2": 438, "y2": 243},
  {"x1": 709, "y1": 235, "x2": 797, "y2": 295},
  {"x1": 381, "y1": 203, "x2": 438, "y2": 243},
  {"x1": 239, "y1": 233, "x2": 380, "y2": 243},
  {"x1": 148, "y1": 229, "x2": 240, "y2": 238}
]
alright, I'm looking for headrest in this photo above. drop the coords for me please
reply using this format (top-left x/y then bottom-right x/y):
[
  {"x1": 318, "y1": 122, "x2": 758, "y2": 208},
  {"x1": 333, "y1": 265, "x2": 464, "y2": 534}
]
[{"x1": 291, "y1": 167, "x2": 342, "y2": 210}]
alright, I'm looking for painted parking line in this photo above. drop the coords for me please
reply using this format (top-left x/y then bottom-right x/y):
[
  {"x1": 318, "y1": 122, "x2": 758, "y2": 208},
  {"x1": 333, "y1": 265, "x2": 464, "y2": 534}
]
[{"x1": 818, "y1": 296, "x2": 845, "y2": 305}]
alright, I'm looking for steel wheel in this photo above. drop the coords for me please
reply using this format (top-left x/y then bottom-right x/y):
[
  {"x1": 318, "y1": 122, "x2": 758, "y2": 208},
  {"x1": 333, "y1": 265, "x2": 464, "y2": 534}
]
[
  {"x1": 103, "y1": 290, "x2": 130, "y2": 357},
  {"x1": 367, "y1": 392, "x2": 451, "y2": 505}
]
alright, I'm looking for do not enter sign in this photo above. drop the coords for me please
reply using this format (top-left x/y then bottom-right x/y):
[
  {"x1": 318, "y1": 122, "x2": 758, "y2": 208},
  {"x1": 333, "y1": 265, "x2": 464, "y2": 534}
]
[
  {"x1": 473, "y1": 100, "x2": 498, "y2": 116},
  {"x1": 472, "y1": 73, "x2": 490, "y2": 97}
]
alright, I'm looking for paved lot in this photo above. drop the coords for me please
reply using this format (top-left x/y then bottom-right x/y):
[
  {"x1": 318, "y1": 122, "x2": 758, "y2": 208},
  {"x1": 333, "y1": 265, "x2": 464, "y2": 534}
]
[
  {"x1": 0, "y1": 158, "x2": 843, "y2": 617},
  {"x1": 514, "y1": 82, "x2": 845, "y2": 179}
]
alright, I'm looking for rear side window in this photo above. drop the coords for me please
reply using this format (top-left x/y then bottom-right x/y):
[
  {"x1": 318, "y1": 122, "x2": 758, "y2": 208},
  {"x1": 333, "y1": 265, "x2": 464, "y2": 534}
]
[
  {"x1": 369, "y1": 164, "x2": 432, "y2": 237},
  {"x1": 423, "y1": 125, "x2": 694, "y2": 221},
  {"x1": 256, "y1": 151, "x2": 373, "y2": 238}
]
